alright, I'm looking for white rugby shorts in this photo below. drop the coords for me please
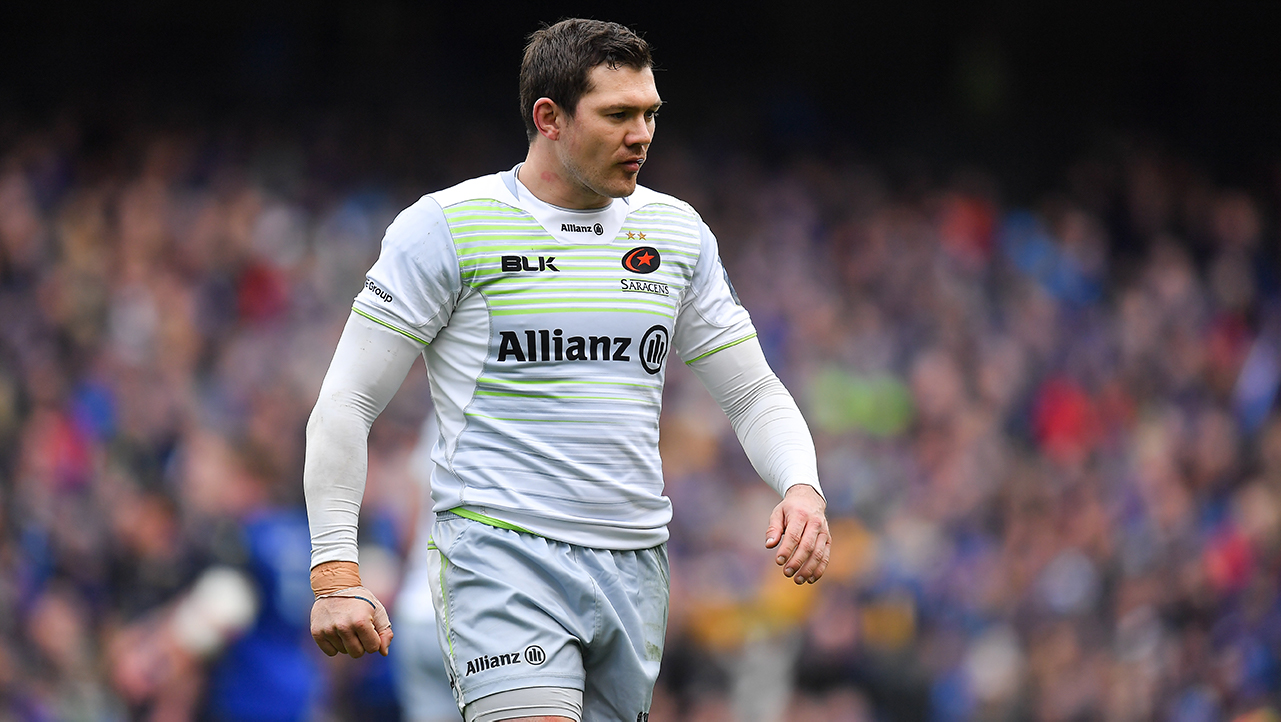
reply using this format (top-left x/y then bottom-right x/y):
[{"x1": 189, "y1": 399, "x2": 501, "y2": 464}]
[{"x1": 427, "y1": 510, "x2": 668, "y2": 721}]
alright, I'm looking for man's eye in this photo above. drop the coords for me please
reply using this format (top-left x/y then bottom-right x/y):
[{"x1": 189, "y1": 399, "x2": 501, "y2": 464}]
[
  {"x1": 646, "y1": 111, "x2": 659, "y2": 121},
  {"x1": 611, "y1": 112, "x2": 628, "y2": 119}
]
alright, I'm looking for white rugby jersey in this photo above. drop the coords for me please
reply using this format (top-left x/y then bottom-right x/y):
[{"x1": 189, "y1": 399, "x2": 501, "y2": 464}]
[{"x1": 352, "y1": 167, "x2": 756, "y2": 550}]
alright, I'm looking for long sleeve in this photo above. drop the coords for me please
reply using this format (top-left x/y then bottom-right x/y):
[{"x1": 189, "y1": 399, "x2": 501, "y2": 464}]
[
  {"x1": 304, "y1": 311, "x2": 424, "y2": 567},
  {"x1": 687, "y1": 336, "x2": 823, "y2": 498}
]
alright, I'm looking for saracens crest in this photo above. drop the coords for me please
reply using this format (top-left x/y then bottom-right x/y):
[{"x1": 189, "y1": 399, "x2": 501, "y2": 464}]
[{"x1": 622, "y1": 246, "x2": 661, "y2": 274}]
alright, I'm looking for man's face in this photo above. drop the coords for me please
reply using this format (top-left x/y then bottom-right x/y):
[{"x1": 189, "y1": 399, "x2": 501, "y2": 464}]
[{"x1": 557, "y1": 64, "x2": 661, "y2": 203}]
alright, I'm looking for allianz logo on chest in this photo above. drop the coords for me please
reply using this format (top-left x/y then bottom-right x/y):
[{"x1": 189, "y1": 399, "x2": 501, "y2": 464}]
[{"x1": 496, "y1": 325, "x2": 670, "y2": 375}]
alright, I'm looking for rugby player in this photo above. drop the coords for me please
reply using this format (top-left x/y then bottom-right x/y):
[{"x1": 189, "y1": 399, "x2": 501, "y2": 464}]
[{"x1": 304, "y1": 18, "x2": 829, "y2": 722}]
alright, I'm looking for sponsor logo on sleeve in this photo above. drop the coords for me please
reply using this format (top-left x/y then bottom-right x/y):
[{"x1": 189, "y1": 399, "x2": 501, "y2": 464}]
[{"x1": 365, "y1": 279, "x2": 393, "y2": 302}]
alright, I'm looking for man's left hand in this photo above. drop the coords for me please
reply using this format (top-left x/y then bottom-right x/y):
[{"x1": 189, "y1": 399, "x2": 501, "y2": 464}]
[{"x1": 765, "y1": 484, "x2": 830, "y2": 584}]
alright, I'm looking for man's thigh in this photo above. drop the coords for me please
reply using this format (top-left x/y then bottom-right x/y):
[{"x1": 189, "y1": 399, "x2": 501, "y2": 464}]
[
  {"x1": 426, "y1": 513, "x2": 668, "y2": 720},
  {"x1": 427, "y1": 513, "x2": 592, "y2": 707},
  {"x1": 579, "y1": 545, "x2": 668, "y2": 722}
]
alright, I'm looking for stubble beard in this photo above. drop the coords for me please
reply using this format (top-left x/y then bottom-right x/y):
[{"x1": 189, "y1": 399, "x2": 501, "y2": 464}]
[{"x1": 563, "y1": 153, "x2": 637, "y2": 203}]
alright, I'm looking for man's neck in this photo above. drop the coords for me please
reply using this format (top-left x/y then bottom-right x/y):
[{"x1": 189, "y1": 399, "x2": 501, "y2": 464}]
[{"x1": 518, "y1": 145, "x2": 610, "y2": 210}]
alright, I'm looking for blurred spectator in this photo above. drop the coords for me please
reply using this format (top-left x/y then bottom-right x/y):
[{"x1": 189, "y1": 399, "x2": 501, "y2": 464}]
[{"x1": 392, "y1": 415, "x2": 465, "y2": 722}]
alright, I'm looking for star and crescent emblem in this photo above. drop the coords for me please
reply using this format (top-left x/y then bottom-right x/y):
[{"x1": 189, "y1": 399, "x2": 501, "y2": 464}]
[{"x1": 622, "y1": 245, "x2": 661, "y2": 274}]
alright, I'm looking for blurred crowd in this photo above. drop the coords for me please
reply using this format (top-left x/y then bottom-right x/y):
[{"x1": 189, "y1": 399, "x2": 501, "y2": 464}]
[{"x1": 1, "y1": 114, "x2": 1280, "y2": 722}]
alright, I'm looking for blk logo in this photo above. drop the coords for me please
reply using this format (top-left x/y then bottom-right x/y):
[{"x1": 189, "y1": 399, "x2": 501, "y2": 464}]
[
  {"x1": 622, "y1": 246, "x2": 661, "y2": 274},
  {"x1": 638, "y1": 325, "x2": 670, "y2": 374},
  {"x1": 524, "y1": 645, "x2": 546, "y2": 665},
  {"x1": 502, "y1": 255, "x2": 559, "y2": 272}
]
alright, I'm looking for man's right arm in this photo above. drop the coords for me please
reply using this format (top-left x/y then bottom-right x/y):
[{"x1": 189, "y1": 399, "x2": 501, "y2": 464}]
[{"x1": 304, "y1": 310, "x2": 424, "y2": 657}]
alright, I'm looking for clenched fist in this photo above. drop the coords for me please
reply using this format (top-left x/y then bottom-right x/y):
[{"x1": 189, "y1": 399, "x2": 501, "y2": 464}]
[{"x1": 310, "y1": 586, "x2": 393, "y2": 658}]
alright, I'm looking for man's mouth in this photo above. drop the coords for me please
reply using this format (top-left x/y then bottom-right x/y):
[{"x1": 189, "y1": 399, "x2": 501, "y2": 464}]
[{"x1": 620, "y1": 157, "x2": 645, "y2": 172}]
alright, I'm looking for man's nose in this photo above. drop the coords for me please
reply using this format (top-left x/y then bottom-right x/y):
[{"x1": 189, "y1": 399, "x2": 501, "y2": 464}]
[{"x1": 627, "y1": 117, "x2": 652, "y2": 146}]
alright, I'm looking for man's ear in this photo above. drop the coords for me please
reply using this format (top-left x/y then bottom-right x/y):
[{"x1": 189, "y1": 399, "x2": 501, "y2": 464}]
[{"x1": 532, "y1": 98, "x2": 563, "y2": 141}]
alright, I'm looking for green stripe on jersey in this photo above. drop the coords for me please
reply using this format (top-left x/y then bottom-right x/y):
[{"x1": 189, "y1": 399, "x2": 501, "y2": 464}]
[
  {"x1": 465, "y1": 411, "x2": 645, "y2": 424},
  {"x1": 351, "y1": 307, "x2": 430, "y2": 345},
  {"x1": 685, "y1": 333, "x2": 758, "y2": 364},
  {"x1": 489, "y1": 306, "x2": 671, "y2": 317},
  {"x1": 486, "y1": 295, "x2": 673, "y2": 309},
  {"x1": 449, "y1": 227, "x2": 554, "y2": 237},
  {"x1": 462, "y1": 270, "x2": 687, "y2": 284},
  {"x1": 477, "y1": 376, "x2": 658, "y2": 389},
  {"x1": 482, "y1": 284, "x2": 683, "y2": 296},
  {"x1": 449, "y1": 507, "x2": 536, "y2": 535},
  {"x1": 474, "y1": 389, "x2": 656, "y2": 403}
]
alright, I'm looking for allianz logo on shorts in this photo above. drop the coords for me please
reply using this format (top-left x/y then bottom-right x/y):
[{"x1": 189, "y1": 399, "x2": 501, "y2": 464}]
[{"x1": 465, "y1": 645, "x2": 546, "y2": 676}]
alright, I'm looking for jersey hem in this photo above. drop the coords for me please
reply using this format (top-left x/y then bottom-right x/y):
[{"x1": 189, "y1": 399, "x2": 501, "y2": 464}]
[
  {"x1": 684, "y1": 333, "x2": 758, "y2": 364},
  {"x1": 449, "y1": 507, "x2": 536, "y2": 535},
  {"x1": 441, "y1": 505, "x2": 670, "y2": 551}
]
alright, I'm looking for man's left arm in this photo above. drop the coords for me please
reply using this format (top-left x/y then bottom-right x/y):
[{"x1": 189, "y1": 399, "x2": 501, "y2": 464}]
[{"x1": 688, "y1": 337, "x2": 830, "y2": 584}]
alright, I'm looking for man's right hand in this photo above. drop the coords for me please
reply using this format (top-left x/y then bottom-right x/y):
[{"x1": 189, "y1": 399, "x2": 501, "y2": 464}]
[{"x1": 310, "y1": 589, "x2": 393, "y2": 658}]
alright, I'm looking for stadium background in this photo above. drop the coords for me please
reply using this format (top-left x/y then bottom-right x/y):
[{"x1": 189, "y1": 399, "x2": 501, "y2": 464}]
[{"x1": 3, "y1": 1, "x2": 1281, "y2": 720}]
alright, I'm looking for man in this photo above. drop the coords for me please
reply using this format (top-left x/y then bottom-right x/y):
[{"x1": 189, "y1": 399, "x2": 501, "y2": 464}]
[{"x1": 304, "y1": 18, "x2": 830, "y2": 722}]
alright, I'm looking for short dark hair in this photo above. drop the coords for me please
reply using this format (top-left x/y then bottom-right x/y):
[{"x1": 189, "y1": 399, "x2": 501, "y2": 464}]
[{"x1": 520, "y1": 19, "x2": 653, "y2": 142}]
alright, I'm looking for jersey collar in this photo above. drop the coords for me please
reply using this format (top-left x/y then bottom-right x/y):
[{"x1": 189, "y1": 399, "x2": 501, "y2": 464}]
[{"x1": 503, "y1": 165, "x2": 630, "y2": 245}]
